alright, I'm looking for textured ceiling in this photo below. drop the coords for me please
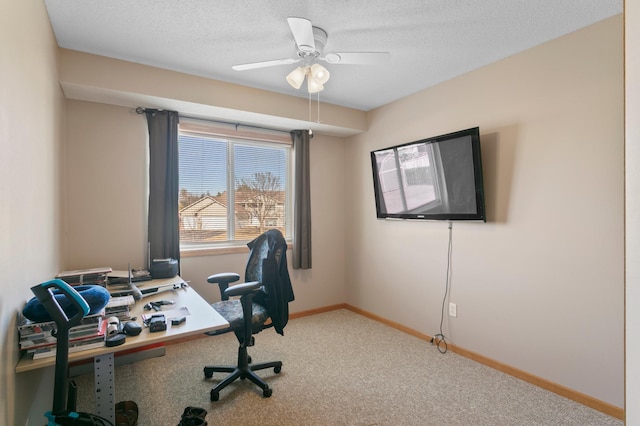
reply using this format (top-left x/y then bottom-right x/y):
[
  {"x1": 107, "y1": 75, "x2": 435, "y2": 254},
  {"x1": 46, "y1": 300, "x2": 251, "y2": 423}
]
[{"x1": 44, "y1": 0, "x2": 622, "y2": 112}]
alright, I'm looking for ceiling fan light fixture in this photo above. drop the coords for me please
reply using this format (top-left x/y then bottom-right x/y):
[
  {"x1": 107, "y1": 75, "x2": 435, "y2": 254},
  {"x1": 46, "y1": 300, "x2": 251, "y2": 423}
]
[
  {"x1": 232, "y1": 17, "x2": 390, "y2": 97},
  {"x1": 310, "y1": 63, "x2": 330, "y2": 84},
  {"x1": 286, "y1": 66, "x2": 306, "y2": 89}
]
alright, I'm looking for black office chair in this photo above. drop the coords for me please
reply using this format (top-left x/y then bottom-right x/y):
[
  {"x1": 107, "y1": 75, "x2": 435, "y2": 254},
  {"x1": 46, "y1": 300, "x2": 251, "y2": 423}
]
[{"x1": 204, "y1": 229, "x2": 294, "y2": 401}]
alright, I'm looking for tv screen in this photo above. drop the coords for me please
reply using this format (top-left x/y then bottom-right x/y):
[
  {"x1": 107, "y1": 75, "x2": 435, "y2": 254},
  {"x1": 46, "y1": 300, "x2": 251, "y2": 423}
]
[{"x1": 371, "y1": 127, "x2": 486, "y2": 221}]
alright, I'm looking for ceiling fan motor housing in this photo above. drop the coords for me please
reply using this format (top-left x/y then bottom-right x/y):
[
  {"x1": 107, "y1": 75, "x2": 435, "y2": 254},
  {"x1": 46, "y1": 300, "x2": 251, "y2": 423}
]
[{"x1": 299, "y1": 26, "x2": 327, "y2": 57}]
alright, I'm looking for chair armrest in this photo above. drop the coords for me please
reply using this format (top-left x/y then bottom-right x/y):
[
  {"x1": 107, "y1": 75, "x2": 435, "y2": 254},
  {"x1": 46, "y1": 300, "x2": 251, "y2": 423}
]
[
  {"x1": 207, "y1": 272, "x2": 240, "y2": 285},
  {"x1": 224, "y1": 281, "x2": 261, "y2": 298},
  {"x1": 207, "y1": 272, "x2": 240, "y2": 301}
]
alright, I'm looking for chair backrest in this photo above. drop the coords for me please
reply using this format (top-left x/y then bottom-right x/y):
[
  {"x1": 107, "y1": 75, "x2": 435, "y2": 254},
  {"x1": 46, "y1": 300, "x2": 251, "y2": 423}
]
[{"x1": 245, "y1": 229, "x2": 294, "y2": 335}]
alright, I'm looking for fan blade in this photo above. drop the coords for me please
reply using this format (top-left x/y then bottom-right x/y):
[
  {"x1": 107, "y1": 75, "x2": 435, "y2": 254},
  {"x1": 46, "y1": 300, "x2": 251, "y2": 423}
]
[
  {"x1": 322, "y1": 52, "x2": 390, "y2": 65},
  {"x1": 287, "y1": 17, "x2": 315, "y2": 53},
  {"x1": 232, "y1": 58, "x2": 300, "y2": 71}
]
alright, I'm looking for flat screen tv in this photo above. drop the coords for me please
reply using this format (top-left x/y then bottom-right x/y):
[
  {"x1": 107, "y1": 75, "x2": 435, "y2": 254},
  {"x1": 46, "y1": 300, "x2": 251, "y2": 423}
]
[{"x1": 371, "y1": 127, "x2": 486, "y2": 222}]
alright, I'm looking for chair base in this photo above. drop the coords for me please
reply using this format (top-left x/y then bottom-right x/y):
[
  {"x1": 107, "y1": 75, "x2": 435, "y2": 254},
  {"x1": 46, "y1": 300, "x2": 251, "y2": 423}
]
[{"x1": 203, "y1": 346, "x2": 282, "y2": 401}]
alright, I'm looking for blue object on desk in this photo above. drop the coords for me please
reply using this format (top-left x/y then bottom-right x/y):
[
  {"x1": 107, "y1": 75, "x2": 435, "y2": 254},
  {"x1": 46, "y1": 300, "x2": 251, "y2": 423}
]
[{"x1": 23, "y1": 284, "x2": 110, "y2": 322}]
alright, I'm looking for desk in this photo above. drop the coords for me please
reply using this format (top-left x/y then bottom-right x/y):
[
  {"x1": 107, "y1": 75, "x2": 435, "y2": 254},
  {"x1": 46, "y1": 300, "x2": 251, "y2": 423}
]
[{"x1": 15, "y1": 276, "x2": 229, "y2": 423}]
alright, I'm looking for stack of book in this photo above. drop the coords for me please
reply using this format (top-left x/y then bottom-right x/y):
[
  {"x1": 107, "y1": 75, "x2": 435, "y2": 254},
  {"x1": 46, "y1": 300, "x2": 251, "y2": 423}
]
[
  {"x1": 18, "y1": 312, "x2": 106, "y2": 359},
  {"x1": 104, "y1": 295, "x2": 135, "y2": 322},
  {"x1": 56, "y1": 267, "x2": 113, "y2": 287}
]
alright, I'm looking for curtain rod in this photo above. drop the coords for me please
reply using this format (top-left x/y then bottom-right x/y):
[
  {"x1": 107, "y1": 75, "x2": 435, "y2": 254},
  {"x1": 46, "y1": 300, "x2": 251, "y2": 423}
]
[{"x1": 135, "y1": 107, "x2": 294, "y2": 135}]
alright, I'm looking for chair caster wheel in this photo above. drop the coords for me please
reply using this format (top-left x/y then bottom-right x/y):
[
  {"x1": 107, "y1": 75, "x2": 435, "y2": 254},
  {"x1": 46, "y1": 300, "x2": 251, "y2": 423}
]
[
  {"x1": 274, "y1": 366, "x2": 281, "y2": 374},
  {"x1": 204, "y1": 368, "x2": 213, "y2": 378},
  {"x1": 210, "y1": 390, "x2": 219, "y2": 401},
  {"x1": 263, "y1": 387, "x2": 272, "y2": 398}
]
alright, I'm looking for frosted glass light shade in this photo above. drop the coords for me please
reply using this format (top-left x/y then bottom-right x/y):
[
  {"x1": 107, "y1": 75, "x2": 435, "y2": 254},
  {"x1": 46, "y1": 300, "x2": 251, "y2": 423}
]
[
  {"x1": 310, "y1": 63, "x2": 330, "y2": 84},
  {"x1": 307, "y1": 76, "x2": 324, "y2": 93},
  {"x1": 286, "y1": 67, "x2": 306, "y2": 89}
]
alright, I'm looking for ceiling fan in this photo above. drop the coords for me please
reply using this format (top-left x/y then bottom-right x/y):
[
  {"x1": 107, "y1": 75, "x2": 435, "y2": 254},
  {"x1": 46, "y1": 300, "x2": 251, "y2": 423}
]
[{"x1": 231, "y1": 17, "x2": 389, "y2": 93}]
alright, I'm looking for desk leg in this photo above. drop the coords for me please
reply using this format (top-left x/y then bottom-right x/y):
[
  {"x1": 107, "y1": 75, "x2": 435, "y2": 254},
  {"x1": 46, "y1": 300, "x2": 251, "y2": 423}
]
[{"x1": 93, "y1": 352, "x2": 115, "y2": 424}]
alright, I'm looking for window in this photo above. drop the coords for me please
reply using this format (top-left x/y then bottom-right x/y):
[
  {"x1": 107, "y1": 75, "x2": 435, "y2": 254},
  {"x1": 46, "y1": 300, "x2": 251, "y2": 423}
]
[
  {"x1": 178, "y1": 121, "x2": 292, "y2": 250},
  {"x1": 374, "y1": 142, "x2": 446, "y2": 214}
]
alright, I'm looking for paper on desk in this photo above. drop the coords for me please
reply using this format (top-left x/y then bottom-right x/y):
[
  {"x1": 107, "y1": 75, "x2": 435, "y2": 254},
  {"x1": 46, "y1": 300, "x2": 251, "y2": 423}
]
[{"x1": 141, "y1": 306, "x2": 190, "y2": 322}]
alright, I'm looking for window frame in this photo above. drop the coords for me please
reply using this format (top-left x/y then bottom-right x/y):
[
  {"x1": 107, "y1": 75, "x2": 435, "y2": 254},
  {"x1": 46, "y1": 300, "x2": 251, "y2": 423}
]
[{"x1": 178, "y1": 120, "x2": 293, "y2": 255}]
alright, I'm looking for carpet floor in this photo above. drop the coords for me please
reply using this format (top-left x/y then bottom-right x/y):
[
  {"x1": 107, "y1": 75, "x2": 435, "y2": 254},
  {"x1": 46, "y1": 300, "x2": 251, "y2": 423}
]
[{"x1": 72, "y1": 309, "x2": 622, "y2": 425}]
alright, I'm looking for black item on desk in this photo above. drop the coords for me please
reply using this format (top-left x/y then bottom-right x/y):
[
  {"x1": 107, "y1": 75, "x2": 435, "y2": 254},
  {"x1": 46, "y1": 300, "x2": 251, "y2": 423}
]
[
  {"x1": 123, "y1": 321, "x2": 142, "y2": 336},
  {"x1": 105, "y1": 333, "x2": 126, "y2": 347},
  {"x1": 30, "y1": 279, "x2": 112, "y2": 426},
  {"x1": 150, "y1": 258, "x2": 178, "y2": 279},
  {"x1": 143, "y1": 299, "x2": 175, "y2": 311},
  {"x1": 171, "y1": 316, "x2": 186, "y2": 326},
  {"x1": 149, "y1": 314, "x2": 167, "y2": 332}
]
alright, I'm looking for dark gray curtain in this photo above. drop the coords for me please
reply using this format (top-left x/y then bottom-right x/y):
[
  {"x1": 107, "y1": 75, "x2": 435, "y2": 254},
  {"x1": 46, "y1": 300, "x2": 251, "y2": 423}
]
[
  {"x1": 146, "y1": 109, "x2": 180, "y2": 270},
  {"x1": 291, "y1": 130, "x2": 312, "y2": 269}
]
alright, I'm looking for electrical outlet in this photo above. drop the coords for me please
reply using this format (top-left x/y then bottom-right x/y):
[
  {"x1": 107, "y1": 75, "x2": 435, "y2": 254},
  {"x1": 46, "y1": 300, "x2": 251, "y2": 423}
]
[{"x1": 449, "y1": 302, "x2": 457, "y2": 317}]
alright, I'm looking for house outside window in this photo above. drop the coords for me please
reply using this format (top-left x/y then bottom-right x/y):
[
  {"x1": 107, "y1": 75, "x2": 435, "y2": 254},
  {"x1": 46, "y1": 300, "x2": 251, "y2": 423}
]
[{"x1": 178, "y1": 120, "x2": 292, "y2": 251}]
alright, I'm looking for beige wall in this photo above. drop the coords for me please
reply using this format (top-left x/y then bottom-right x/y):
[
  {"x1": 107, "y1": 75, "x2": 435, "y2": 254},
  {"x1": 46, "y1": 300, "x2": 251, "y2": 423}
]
[
  {"x1": 0, "y1": 1, "x2": 66, "y2": 425},
  {"x1": 626, "y1": 2, "x2": 640, "y2": 423},
  {"x1": 64, "y1": 101, "x2": 149, "y2": 270},
  {"x1": 345, "y1": 16, "x2": 624, "y2": 407}
]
